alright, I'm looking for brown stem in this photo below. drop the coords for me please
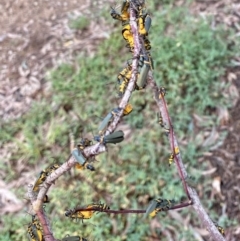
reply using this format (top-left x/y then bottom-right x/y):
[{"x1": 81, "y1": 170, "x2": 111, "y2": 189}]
[
  {"x1": 37, "y1": 210, "x2": 58, "y2": 241},
  {"x1": 74, "y1": 201, "x2": 193, "y2": 214},
  {"x1": 159, "y1": 90, "x2": 191, "y2": 200},
  {"x1": 169, "y1": 200, "x2": 193, "y2": 210},
  {"x1": 148, "y1": 74, "x2": 225, "y2": 241}
]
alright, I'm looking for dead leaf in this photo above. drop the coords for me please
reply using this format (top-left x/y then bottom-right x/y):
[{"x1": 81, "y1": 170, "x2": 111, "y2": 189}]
[
  {"x1": 227, "y1": 72, "x2": 237, "y2": 82},
  {"x1": 212, "y1": 176, "x2": 221, "y2": 194},
  {"x1": 217, "y1": 106, "x2": 230, "y2": 126}
]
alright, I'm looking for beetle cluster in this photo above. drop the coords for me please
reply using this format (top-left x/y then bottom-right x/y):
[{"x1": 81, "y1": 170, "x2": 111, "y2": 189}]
[
  {"x1": 26, "y1": 1, "x2": 225, "y2": 240},
  {"x1": 111, "y1": 0, "x2": 153, "y2": 110},
  {"x1": 69, "y1": 0, "x2": 154, "y2": 177}
]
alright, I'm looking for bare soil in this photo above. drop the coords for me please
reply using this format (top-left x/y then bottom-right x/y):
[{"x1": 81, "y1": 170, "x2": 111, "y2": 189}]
[{"x1": 0, "y1": 0, "x2": 113, "y2": 121}]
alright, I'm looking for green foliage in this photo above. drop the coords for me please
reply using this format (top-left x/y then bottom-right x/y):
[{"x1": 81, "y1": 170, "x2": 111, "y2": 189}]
[
  {"x1": 69, "y1": 16, "x2": 90, "y2": 30},
  {"x1": 1, "y1": 214, "x2": 28, "y2": 241},
  {"x1": 151, "y1": 7, "x2": 232, "y2": 134},
  {"x1": 1, "y1": 1, "x2": 237, "y2": 241},
  {"x1": 0, "y1": 120, "x2": 21, "y2": 144}
]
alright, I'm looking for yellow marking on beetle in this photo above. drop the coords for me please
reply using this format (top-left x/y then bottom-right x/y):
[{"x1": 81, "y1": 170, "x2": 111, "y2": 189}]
[
  {"x1": 168, "y1": 153, "x2": 174, "y2": 166},
  {"x1": 33, "y1": 164, "x2": 60, "y2": 192},
  {"x1": 123, "y1": 103, "x2": 133, "y2": 116},
  {"x1": 27, "y1": 216, "x2": 44, "y2": 241},
  {"x1": 149, "y1": 199, "x2": 175, "y2": 217},
  {"x1": 174, "y1": 146, "x2": 179, "y2": 155},
  {"x1": 65, "y1": 203, "x2": 110, "y2": 222}
]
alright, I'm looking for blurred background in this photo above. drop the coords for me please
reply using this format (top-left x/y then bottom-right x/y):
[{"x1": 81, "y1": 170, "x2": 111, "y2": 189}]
[{"x1": 0, "y1": 0, "x2": 240, "y2": 240}]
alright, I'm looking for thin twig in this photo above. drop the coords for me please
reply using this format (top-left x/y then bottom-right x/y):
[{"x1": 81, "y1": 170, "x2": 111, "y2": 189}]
[
  {"x1": 148, "y1": 73, "x2": 225, "y2": 241},
  {"x1": 73, "y1": 201, "x2": 193, "y2": 214},
  {"x1": 158, "y1": 88, "x2": 191, "y2": 200}
]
